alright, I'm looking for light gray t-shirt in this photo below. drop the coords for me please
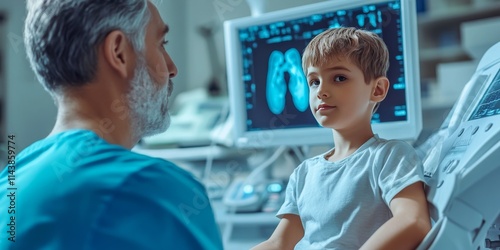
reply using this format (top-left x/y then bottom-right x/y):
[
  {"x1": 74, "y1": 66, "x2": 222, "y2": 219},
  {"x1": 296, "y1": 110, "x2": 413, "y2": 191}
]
[{"x1": 277, "y1": 135, "x2": 425, "y2": 250}]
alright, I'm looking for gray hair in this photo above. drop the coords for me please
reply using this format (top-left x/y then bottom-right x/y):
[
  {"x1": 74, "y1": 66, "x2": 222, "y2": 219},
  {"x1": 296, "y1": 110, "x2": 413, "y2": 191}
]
[{"x1": 24, "y1": 0, "x2": 151, "y2": 92}]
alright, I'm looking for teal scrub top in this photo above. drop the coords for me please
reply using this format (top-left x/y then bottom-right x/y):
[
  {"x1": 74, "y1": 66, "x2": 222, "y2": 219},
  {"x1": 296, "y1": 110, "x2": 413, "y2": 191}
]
[{"x1": 0, "y1": 130, "x2": 223, "y2": 250}]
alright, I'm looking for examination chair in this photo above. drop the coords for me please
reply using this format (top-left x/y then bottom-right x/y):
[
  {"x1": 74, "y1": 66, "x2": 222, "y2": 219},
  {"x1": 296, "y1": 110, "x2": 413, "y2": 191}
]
[{"x1": 416, "y1": 41, "x2": 500, "y2": 250}]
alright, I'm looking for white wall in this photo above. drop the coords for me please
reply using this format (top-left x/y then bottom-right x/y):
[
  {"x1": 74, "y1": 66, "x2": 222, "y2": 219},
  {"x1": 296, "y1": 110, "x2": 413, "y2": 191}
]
[{"x1": 0, "y1": 0, "x2": 57, "y2": 152}]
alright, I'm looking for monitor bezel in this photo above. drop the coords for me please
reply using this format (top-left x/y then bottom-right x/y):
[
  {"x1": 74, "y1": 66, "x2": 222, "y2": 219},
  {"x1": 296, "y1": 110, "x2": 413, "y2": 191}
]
[{"x1": 224, "y1": 0, "x2": 422, "y2": 148}]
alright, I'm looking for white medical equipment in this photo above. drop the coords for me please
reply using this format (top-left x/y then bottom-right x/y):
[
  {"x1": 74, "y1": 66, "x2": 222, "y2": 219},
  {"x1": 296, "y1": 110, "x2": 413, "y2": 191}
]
[{"x1": 418, "y1": 41, "x2": 500, "y2": 250}]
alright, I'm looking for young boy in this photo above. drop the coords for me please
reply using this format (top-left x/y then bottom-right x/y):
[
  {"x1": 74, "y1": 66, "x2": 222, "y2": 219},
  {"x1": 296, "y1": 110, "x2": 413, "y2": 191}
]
[{"x1": 252, "y1": 27, "x2": 431, "y2": 250}]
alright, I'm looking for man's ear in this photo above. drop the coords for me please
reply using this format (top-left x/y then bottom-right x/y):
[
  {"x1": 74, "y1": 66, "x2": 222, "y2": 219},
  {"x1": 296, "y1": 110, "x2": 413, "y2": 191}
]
[
  {"x1": 101, "y1": 30, "x2": 135, "y2": 79},
  {"x1": 371, "y1": 76, "x2": 389, "y2": 103}
]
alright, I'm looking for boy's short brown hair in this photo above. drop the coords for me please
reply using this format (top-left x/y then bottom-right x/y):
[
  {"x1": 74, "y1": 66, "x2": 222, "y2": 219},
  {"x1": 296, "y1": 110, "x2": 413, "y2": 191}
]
[{"x1": 302, "y1": 27, "x2": 390, "y2": 112}]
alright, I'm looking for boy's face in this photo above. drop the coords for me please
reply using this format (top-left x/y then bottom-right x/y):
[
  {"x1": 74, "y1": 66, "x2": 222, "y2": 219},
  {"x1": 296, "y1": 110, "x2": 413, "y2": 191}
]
[{"x1": 306, "y1": 57, "x2": 377, "y2": 130}]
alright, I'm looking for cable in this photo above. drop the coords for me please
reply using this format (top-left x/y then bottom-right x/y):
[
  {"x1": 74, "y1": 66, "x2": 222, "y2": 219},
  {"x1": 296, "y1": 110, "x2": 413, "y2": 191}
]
[
  {"x1": 222, "y1": 145, "x2": 287, "y2": 244},
  {"x1": 244, "y1": 146, "x2": 287, "y2": 184},
  {"x1": 202, "y1": 99, "x2": 230, "y2": 185},
  {"x1": 291, "y1": 146, "x2": 308, "y2": 162}
]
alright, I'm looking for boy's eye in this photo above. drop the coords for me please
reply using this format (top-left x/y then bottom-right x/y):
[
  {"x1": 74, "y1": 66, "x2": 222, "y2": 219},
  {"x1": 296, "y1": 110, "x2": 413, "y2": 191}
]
[
  {"x1": 308, "y1": 79, "x2": 320, "y2": 86},
  {"x1": 334, "y1": 75, "x2": 347, "y2": 82}
]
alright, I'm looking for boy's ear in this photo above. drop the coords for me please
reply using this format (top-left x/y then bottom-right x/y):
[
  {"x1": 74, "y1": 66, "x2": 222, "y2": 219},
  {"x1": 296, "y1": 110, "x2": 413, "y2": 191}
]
[{"x1": 371, "y1": 76, "x2": 389, "y2": 103}]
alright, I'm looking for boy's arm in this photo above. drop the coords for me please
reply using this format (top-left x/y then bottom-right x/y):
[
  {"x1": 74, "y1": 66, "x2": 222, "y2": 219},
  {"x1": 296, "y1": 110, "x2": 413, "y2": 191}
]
[
  {"x1": 251, "y1": 214, "x2": 304, "y2": 250},
  {"x1": 360, "y1": 182, "x2": 431, "y2": 250}
]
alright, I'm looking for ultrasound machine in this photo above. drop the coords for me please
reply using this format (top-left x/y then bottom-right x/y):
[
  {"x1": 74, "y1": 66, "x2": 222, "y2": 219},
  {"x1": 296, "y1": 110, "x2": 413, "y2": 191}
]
[
  {"x1": 417, "y1": 42, "x2": 500, "y2": 250},
  {"x1": 222, "y1": 0, "x2": 500, "y2": 248}
]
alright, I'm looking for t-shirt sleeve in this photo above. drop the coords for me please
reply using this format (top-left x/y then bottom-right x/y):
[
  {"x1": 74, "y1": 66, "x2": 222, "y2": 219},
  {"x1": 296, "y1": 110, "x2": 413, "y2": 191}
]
[
  {"x1": 276, "y1": 167, "x2": 300, "y2": 218},
  {"x1": 88, "y1": 161, "x2": 223, "y2": 250},
  {"x1": 377, "y1": 141, "x2": 426, "y2": 206}
]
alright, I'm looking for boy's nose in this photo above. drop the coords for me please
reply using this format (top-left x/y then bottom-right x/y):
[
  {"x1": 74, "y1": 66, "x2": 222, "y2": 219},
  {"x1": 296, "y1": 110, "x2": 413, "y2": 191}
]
[{"x1": 317, "y1": 86, "x2": 329, "y2": 99}]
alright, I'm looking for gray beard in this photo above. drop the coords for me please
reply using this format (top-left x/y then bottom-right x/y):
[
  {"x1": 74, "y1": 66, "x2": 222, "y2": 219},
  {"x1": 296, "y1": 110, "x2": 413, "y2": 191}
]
[{"x1": 127, "y1": 57, "x2": 172, "y2": 139}]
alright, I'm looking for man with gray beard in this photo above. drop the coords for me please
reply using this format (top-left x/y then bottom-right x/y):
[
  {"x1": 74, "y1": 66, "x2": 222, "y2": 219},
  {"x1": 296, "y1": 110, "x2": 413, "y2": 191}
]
[{"x1": 0, "y1": 1, "x2": 223, "y2": 249}]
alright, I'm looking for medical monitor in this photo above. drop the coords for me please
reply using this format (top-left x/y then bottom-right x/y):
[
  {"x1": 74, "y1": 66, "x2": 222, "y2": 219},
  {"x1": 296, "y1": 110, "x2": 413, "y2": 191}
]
[
  {"x1": 224, "y1": 0, "x2": 421, "y2": 148},
  {"x1": 468, "y1": 70, "x2": 500, "y2": 121}
]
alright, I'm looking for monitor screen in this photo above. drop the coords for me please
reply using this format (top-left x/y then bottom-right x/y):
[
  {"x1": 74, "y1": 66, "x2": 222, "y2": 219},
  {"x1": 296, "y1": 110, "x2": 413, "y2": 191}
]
[
  {"x1": 468, "y1": 69, "x2": 500, "y2": 121},
  {"x1": 224, "y1": 0, "x2": 421, "y2": 148}
]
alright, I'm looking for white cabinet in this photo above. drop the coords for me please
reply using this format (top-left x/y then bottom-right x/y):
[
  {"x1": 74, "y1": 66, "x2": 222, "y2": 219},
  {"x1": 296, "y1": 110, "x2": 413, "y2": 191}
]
[
  {"x1": 417, "y1": 1, "x2": 500, "y2": 136},
  {"x1": 418, "y1": 1, "x2": 500, "y2": 80}
]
